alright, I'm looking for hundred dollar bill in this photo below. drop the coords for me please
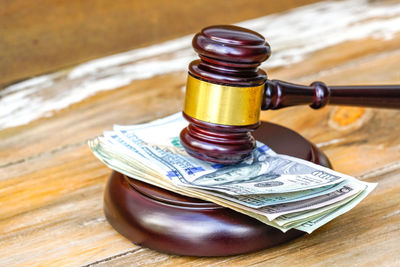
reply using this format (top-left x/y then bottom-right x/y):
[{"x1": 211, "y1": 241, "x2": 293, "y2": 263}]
[
  {"x1": 89, "y1": 112, "x2": 377, "y2": 234},
  {"x1": 254, "y1": 179, "x2": 366, "y2": 220},
  {"x1": 188, "y1": 156, "x2": 347, "y2": 195},
  {"x1": 105, "y1": 126, "x2": 366, "y2": 213},
  {"x1": 295, "y1": 182, "x2": 377, "y2": 233},
  {"x1": 189, "y1": 175, "x2": 367, "y2": 222},
  {"x1": 202, "y1": 180, "x2": 349, "y2": 208},
  {"x1": 273, "y1": 191, "x2": 363, "y2": 228},
  {"x1": 90, "y1": 137, "x2": 376, "y2": 233},
  {"x1": 89, "y1": 138, "x2": 289, "y2": 232},
  {"x1": 91, "y1": 138, "x2": 375, "y2": 234},
  {"x1": 114, "y1": 126, "x2": 349, "y2": 195},
  {"x1": 104, "y1": 125, "x2": 364, "y2": 210}
]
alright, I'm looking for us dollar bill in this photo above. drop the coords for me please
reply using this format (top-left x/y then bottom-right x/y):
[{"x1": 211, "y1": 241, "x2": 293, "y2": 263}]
[
  {"x1": 273, "y1": 192, "x2": 362, "y2": 228},
  {"x1": 89, "y1": 112, "x2": 377, "y2": 233},
  {"x1": 92, "y1": 134, "x2": 368, "y2": 226},
  {"x1": 254, "y1": 179, "x2": 366, "y2": 220},
  {"x1": 202, "y1": 181, "x2": 349, "y2": 208},
  {"x1": 114, "y1": 125, "x2": 351, "y2": 195},
  {"x1": 91, "y1": 137, "x2": 376, "y2": 233},
  {"x1": 89, "y1": 137, "x2": 290, "y2": 231},
  {"x1": 295, "y1": 182, "x2": 376, "y2": 233}
]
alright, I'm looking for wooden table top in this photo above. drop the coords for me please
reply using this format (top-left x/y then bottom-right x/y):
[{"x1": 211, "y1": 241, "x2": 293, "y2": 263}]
[{"x1": 1, "y1": 1, "x2": 400, "y2": 266}]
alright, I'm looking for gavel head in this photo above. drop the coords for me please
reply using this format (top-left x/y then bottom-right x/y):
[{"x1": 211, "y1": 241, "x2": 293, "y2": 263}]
[{"x1": 180, "y1": 25, "x2": 271, "y2": 164}]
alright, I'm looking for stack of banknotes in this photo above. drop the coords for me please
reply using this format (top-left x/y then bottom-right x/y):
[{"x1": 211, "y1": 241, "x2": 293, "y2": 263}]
[{"x1": 89, "y1": 113, "x2": 376, "y2": 233}]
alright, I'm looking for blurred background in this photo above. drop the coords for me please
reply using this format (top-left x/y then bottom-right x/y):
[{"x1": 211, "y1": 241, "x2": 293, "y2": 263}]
[{"x1": 0, "y1": 0, "x2": 319, "y2": 88}]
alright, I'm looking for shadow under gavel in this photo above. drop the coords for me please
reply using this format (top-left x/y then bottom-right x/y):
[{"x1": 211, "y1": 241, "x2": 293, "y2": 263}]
[{"x1": 180, "y1": 25, "x2": 400, "y2": 164}]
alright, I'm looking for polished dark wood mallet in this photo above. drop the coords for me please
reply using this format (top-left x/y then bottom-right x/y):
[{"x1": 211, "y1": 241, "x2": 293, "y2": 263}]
[{"x1": 180, "y1": 25, "x2": 400, "y2": 164}]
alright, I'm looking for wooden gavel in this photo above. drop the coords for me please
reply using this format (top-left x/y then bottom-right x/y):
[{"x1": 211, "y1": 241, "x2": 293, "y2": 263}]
[{"x1": 180, "y1": 25, "x2": 400, "y2": 164}]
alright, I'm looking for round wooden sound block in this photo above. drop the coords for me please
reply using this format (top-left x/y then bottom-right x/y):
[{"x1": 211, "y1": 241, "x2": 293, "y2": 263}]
[{"x1": 104, "y1": 121, "x2": 331, "y2": 256}]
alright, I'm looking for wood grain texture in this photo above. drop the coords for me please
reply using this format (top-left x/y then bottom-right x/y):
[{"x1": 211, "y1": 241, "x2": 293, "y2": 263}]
[
  {"x1": 1, "y1": 1, "x2": 400, "y2": 266},
  {"x1": 86, "y1": 169, "x2": 400, "y2": 267},
  {"x1": 0, "y1": 0, "x2": 318, "y2": 87}
]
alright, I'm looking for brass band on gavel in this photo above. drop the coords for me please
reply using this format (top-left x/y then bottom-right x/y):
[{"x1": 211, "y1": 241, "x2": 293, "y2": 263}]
[{"x1": 183, "y1": 75, "x2": 264, "y2": 126}]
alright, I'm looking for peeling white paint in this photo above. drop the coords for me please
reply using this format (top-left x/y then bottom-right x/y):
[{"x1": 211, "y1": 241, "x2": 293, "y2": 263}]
[
  {"x1": 359, "y1": 161, "x2": 400, "y2": 179},
  {"x1": 384, "y1": 209, "x2": 400, "y2": 219},
  {"x1": 2, "y1": 0, "x2": 400, "y2": 130},
  {"x1": 316, "y1": 138, "x2": 346, "y2": 148}
]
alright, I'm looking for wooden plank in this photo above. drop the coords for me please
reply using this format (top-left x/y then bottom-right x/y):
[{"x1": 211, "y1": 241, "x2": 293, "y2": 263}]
[
  {"x1": 0, "y1": 145, "x2": 136, "y2": 267},
  {"x1": 0, "y1": 0, "x2": 318, "y2": 87}
]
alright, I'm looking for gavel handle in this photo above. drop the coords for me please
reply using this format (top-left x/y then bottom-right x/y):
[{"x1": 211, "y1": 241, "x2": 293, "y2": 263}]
[{"x1": 262, "y1": 80, "x2": 400, "y2": 110}]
